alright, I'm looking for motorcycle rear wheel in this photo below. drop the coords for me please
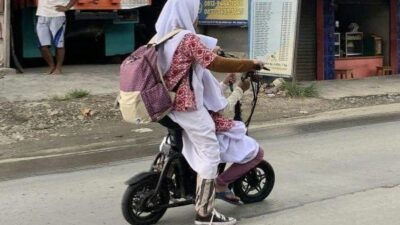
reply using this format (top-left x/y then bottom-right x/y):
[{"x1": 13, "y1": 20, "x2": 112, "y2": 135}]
[
  {"x1": 233, "y1": 160, "x2": 275, "y2": 203},
  {"x1": 122, "y1": 178, "x2": 169, "y2": 225}
]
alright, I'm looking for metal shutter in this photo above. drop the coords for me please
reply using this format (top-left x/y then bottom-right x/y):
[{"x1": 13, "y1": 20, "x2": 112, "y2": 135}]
[{"x1": 295, "y1": 0, "x2": 317, "y2": 81}]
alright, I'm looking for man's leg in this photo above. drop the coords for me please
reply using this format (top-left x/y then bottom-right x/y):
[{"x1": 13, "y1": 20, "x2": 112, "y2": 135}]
[
  {"x1": 39, "y1": 46, "x2": 56, "y2": 74},
  {"x1": 53, "y1": 48, "x2": 65, "y2": 75},
  {"x1": 50, "y1": 16, "x2": 66, "y2": 75},
  {"x1": 37, "y1": 16, "x2": 55, "y2": 74}
]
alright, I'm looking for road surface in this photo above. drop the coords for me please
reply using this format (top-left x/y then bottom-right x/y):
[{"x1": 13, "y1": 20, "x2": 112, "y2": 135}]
[{"x1": 1, "y1": 118, "x2": 400, "y2": 225}]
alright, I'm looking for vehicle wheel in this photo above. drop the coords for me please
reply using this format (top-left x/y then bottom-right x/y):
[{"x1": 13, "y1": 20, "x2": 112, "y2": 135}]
[
  {"x1": 122, "y1": 178, "x2": 169, "y2": 225},
  {"x1": 233, "y1": 160, "x2": 275, "y2": 204}
]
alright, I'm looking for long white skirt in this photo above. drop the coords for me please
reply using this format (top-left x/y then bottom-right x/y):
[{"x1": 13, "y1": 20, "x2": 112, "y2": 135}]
[
  {"x1": 217, "y1": 121, "x2": 259, "y2": 164},
  {"x1": 169, "y1": 107, "x2": 259, "y2": 179}
]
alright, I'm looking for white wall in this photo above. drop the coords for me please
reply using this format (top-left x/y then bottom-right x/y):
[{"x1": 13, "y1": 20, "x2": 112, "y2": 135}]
[{"x1": 0, "y1": 0, "x2": 10, "y2": 68}]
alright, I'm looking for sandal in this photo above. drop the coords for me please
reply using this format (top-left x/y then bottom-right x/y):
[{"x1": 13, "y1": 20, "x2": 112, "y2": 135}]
[{"x1": 215, "y1": 190, "x2": 243, "y2": 205}]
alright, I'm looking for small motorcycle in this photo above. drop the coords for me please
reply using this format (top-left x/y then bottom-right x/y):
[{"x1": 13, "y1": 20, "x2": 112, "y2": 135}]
[{"x1": 121, "y1": 67, "x2": 275, "y2": 225}]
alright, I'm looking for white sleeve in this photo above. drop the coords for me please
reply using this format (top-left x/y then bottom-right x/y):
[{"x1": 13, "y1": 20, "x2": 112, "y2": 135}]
[
  {"x1": 220, "y1": 81, "x2": 229, "y2": 92},
  {"x1": 225, "y1": 87, "x2": 244, "y2": 112}
]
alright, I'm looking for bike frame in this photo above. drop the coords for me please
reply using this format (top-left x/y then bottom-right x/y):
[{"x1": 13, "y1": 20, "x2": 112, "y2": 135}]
[{"x1": 147, "y1": 129, "x2": 197, "y2": 209}]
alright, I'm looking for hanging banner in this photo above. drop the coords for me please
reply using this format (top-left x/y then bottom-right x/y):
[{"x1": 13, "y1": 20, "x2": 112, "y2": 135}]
[
  {"x1": 199, "y1": 0, "x2": 248, "y2": 26},
  {"x1": 249, "y1": 0, "x2": 300, "y2": 77}
]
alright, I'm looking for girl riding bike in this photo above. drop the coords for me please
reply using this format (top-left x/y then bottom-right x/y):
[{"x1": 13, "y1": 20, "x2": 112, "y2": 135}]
[{"x1": 155, "y1": 1, "x2": 265, "y2": 224}]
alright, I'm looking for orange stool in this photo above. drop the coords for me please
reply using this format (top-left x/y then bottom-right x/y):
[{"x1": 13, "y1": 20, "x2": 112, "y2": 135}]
[
  {"x1": 376, "y1": 66, "x2": 393, "y2": 76},
  {"x1": 335, "y1": 69, "x2": 354, "y2": 79}
]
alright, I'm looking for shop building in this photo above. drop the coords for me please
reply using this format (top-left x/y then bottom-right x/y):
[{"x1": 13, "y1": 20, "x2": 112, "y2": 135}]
[
  {"x1": 1, "y1": 0, "x2": 156, "y2": 70},
  {"x1": 317, "y1": 0, "x2": 398, "y2": 80},
  {"x1": 203, "y1": 0, "x2": 399, "y2": 81},
  {"x1": 1, "y1": 0, "x2": 399, "y2": 82}
]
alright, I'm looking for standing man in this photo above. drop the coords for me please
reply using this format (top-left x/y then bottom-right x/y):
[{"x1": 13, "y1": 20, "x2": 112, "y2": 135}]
[{"x1": 36, "y1": 0, "x2": 77, "y2": 75}]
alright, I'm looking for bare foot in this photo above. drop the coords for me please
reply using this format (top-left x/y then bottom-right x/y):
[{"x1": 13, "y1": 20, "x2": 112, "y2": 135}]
[
  {"x1": 225, "y1": 193, "x2": 240, "y2": 201},
  {"x1": 215, "y1": 184, "x2": 227, "y2": 193},
  {"x1": 52, "y1": 68, "x2": 63, "y2": 75},
  {"x1": 215, "y1": 186, "x2": 240, "y2": 202},
  {"x1": 44, "y1": 67, "x2": 55, "y2": 75}
]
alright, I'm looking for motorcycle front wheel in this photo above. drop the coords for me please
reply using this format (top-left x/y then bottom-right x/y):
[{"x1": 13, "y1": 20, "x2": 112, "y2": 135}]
[
  {"x1": 122, "y1": 178, "x2": 169, "y2": 225},
  {"x1": 233, "y1": 160, "x2": 275, "y2": 203}
]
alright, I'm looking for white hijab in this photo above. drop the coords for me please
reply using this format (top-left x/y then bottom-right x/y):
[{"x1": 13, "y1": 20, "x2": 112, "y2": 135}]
[{"x1": 155, "y1": 0, "x2": 200, "y2": 75}]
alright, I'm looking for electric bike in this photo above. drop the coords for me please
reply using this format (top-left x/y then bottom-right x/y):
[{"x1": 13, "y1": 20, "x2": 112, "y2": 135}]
[{"x1": 121, "y1": 65, "x2": 275, "y2": 225}]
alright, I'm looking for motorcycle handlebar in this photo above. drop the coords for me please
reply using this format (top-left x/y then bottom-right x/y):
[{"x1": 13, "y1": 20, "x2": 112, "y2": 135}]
[
  {"x1": 216, "y1": 50, "x2": 262, "y2": 128},
  {"x1": 255, "y1": 65, "x2": 270, "y2": 71}
]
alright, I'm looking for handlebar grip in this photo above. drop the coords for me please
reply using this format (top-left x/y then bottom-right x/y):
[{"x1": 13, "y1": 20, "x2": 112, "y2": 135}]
[
  {"x1": 255, "y1": 64, "x2": 271, "y2": 71},
  {"x1": 217, "y1": 50, "x2": 226, "y2": 57}
]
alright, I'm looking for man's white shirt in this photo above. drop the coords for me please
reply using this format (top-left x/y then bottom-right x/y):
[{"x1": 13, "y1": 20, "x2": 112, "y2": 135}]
[{"x1": 36, "y1": 0, "x2": 69, "y2": 17}]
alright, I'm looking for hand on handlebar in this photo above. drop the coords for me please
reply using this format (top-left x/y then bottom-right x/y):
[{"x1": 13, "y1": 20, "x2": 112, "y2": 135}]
[
  {"x1": 213, "y1": 46, "x2": 223, "y2": 55},
  {"x1": 253, "y1": 60, "x2": 265, "y2": 71},
  {"x1": 252, "y1": 60, "x2": 271, "y2": 71}
]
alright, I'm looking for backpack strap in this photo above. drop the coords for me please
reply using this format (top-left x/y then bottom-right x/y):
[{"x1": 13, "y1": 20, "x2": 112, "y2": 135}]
[
  {"x1": 148, "y1": 29, "x2": 184, "y2": 46},
  {"x1": 148, "y1": 29, "x2": 185, "y2": 98}
]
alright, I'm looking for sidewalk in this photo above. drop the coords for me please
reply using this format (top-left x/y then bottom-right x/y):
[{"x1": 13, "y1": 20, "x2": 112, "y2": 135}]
[
  {"x1": 309, "y1": 75, "x2": 400, "y2": 99},
  {"x1": 0, "y1": 65, "x2": 119, "y2": 102},
  {"x1": 1, "y1": 65, "x2": 400, "y2": 101}
]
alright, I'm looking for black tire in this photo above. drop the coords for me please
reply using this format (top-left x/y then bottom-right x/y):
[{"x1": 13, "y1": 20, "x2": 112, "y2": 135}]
[
  {"x1": 233, "y1": 160, "x2": 275, "y2": 204},
  {"x1": 122, "y1": 178, "x2": 169, "y2": 225}
]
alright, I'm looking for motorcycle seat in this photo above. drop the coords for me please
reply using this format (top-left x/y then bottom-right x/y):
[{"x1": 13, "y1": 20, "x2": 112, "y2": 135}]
[{"x1": 158, "y1": 116, "x2": 183, "y2": 131}]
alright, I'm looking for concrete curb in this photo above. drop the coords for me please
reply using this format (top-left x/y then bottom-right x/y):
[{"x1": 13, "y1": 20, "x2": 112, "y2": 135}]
[
  {"x1": 0, "y1": 139, "x2": 145, "y2": 164},
  {"x1": 320, "y1": 93, "x2": 400, "y2": 100},
  {"x1": 250, "y1": 103, "x2": 400, "y2": 130}
]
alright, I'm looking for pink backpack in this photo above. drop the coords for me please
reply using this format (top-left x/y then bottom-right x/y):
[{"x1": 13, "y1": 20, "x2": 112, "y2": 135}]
[{"x1": 119, "y1": 30, "x2": 182, "y2": 124}]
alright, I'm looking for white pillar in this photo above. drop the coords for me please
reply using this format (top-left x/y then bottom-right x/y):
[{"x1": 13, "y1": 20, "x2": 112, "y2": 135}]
[
  {"x1": 0, "y1": 0, "x2": 10, "y2": 68},
  {"x1": 3, "y1": 0, "x2": 10, "y2": 68}
]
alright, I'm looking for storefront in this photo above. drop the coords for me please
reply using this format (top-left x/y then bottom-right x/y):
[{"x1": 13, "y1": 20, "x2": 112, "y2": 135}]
[
  {"x1": 200, "y1": 0, "x2": 399, "y2": 81},
  {"x1": 317, "y1": 0, "x2": 398, "y2": 80},
  {"x1": 9, "y1": 0, "x2": 151, "y2": 69},
  {"x1": 3, "y1": 0, "x2": 400, "y2": 81}
]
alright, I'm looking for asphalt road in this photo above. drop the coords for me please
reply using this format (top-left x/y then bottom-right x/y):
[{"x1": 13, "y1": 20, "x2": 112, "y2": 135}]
[{"x1": 1, "y1": 118, "x2": 400, "y2": 225}]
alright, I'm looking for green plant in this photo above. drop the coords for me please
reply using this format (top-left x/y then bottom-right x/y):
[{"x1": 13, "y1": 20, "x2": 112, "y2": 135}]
[
  {"x1": 66, "y1": 89, "x2": 90, "y2": 99},
  {"x1": 51, "y1": 89, "x2": 90, "y2": 101},
  {"x1": 283, "y1": 82, "x2": 318, "y2": 98}
]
